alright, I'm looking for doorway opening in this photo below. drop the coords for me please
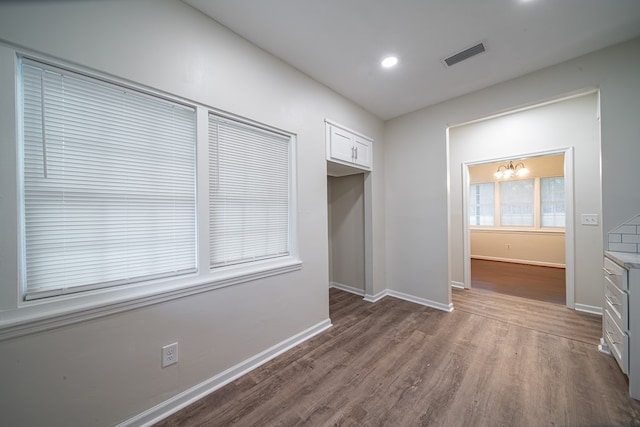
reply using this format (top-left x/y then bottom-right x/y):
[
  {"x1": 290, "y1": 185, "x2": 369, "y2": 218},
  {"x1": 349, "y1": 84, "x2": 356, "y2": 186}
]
[
  {"x1": 463, "y1": 149, "x2": 573, "y2": 305},
  {"x1": 466, "y1": 153, "x2": 568, "y2": 305}
]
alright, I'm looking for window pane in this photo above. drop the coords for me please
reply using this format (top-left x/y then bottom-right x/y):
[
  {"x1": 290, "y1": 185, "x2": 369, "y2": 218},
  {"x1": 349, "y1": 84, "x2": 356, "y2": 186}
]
[
  {"x1": 500, "y1": 179, "x2": 534, "y2": 227},
  {"x1": 541, "y1": 177, "x2": 565, "y2": 227},
  {"x1": 22, "y1": 60, "x2": 197, "y2": 299},
  {"x1": 209, "y1": 115, "x2": 290, "y2": 267},
  {"x1": 469, "y1": 183, "x2": 494, "y2": 226}
]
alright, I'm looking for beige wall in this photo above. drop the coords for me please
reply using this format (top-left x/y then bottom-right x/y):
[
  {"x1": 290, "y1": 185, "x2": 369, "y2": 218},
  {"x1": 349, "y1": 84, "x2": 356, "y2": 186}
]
[
  {"x1": 328, "y1": 174, "x2": 365, "y2": 291},
  {"x1": 471, "y1": 230, "x2": 566, "y2": 267}
]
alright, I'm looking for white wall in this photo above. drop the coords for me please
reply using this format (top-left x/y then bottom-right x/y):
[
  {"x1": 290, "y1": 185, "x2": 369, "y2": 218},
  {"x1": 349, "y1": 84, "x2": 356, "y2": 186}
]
[
  {"x1": 328, "y1": 174, "x2": 365, "y2": 291},
  {"x1": 384, "y1": 38, "x2": 640, "y2": 309},
  {"x1": 0, "y1": 1, "x2": 384, "y2": 426}
]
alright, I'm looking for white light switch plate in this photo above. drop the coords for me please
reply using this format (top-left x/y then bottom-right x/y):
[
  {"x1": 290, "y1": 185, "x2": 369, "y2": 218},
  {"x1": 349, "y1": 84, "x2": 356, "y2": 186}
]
[{"x1": 581, "y1": 214, "x2": 599, "y2": 226}]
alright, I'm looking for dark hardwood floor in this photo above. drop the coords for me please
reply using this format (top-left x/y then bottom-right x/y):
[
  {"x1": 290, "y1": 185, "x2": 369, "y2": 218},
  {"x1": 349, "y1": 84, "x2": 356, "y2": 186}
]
[
  {"x1": 155, "y1": 288, "x2": 640, "y2": 426},
  {"x1": 471, "y1": 258, "x2": 566, "y2": 305}
]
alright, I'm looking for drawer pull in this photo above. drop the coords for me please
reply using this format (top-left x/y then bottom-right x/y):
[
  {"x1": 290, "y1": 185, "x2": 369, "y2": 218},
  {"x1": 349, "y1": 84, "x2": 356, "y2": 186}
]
[
  {"x1": 603, "y1": 267, "x2": 618, "y2": 277},
  {"x1": 605, "y1": 295, "x2": 620, "y2": 307},
  {"x1": 605, "y1": 329, "x2": 620, "y2": 345}
]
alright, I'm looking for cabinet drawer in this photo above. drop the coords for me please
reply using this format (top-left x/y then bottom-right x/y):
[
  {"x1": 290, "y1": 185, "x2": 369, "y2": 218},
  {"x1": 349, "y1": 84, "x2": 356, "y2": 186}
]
[
  {"x1": 604, "y1": 275, "x2": 628, "y2": 331},
  {"x1": 604, "y1": 257, "x2": 628, "y2": 291},
  {"x1": 604, "y1": 309, "x2": 629, "y2": 374}
]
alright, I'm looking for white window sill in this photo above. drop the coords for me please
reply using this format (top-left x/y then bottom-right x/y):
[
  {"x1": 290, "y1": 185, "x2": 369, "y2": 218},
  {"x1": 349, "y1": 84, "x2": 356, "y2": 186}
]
[{"x1": 0, "y1": 256, "x2": 302, "y2": 341}]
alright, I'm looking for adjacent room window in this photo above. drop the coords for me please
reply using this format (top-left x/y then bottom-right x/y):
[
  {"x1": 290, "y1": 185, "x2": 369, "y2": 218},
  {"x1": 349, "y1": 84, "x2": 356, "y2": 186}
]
[
  {"x1": 469, "y1": 182, "x2": 495, "y2": 226},
  {"x1": 541, "y1": 177, "x2": 565, "y2": 227},
  {"x1": 208, "y1": 114, "x2": 290, "y2": 267},
  {"x1": 21, "y1": 59, "x2": 197, "y2": 300},
  {"x1": 499, "y1": 179, "x2": 535, "y2": 227}
]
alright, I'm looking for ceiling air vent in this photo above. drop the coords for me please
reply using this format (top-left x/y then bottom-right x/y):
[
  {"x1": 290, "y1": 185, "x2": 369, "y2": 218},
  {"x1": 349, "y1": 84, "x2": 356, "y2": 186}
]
[{"x1": 443, "y1": 42, "x2": 486, "y2": 67}]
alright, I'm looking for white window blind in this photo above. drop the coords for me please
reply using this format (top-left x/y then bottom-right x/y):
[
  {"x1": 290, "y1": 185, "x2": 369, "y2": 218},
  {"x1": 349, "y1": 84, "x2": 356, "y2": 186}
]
[
  {"x1": 499, "y1": 179, "x2": 534, "y2": 227},
  {"x1": 21, "y1": 59, "x2": 197, "y2": 300},
  {"x1": 469, "y1": 182, "x2": 495, "y2": 226},
  {"x1": 209, "y1": 114, "x2": 290, "y2": 268},
  {"x1": 541, "y1": 177, "x2": 565, "y2": 227}
]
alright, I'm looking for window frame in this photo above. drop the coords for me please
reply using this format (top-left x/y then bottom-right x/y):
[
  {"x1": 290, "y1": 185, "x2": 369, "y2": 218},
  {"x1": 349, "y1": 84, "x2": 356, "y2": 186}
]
[{"x1": 0, "y1": 48, "x2": 301, "y2": 341}]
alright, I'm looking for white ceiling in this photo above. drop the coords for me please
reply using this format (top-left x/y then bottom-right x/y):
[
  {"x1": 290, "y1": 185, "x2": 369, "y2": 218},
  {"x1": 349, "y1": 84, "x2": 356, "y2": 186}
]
[{"x1": 183, "y1": 0, "x2": 640, "y2": 120}]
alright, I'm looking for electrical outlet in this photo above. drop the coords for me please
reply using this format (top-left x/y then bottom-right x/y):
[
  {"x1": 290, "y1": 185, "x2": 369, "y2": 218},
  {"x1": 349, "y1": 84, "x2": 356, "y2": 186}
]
[
  {"x1": 161, "y1": 342, "x2": 179, "y2": 368},
  {"x1": 581, "y1": 214, "x2": 599, "y2": 226}
]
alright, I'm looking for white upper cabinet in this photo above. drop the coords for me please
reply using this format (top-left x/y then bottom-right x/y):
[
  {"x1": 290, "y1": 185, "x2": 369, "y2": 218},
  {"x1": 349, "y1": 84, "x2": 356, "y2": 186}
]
[{"x1": 326, "y1": 120, "x2": 373, "y2": 174}]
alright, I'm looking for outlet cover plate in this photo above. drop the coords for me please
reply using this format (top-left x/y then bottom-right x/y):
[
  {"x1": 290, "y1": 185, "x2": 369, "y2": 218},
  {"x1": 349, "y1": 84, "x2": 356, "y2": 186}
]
[
  {"x1": 161, "y1": 342, "x2": 179, "y2": 368},
  {"x1": 581, "y1": 214, "x2": 599, "y2": 226}
]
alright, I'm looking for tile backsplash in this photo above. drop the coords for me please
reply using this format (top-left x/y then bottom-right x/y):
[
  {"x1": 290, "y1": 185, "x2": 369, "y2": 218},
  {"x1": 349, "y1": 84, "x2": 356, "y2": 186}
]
[{"x1": 608, "y1": 214, "x2": 640, "y2": 254}]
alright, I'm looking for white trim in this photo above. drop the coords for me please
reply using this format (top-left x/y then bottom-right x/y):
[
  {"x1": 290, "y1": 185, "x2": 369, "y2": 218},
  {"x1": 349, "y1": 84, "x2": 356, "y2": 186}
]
[
  {"x1": 451, "y1": 281, "x2": 465, "y2": 290},
  {"x1": 363, "y1": 289, "x2": 453, "y2": 313},
  {"x1": 386, "y1": 289, "x2": 454, "y2": 313},
  {"x1": 363, "y1": 290, "x2": 388, "y2": 303},
  {"x1": 575, "y1": 303, "x2": 602, "y2": 316},
  {"x1": 117, "y1": 318, "x2": 332, "y2": 427},
  {"x1": 329, "y1": 282, "x2": 365, "y2": 297},
  {"x1": 470, "y1": 255, "x2": 565, "y2": 269},
  {"x1": 448, "y1": 87, "x2": 600, "y2": 129},
  {"x1": 324, "y1": 118, "x2": 373, "y2": 143},
  {"x1": 598, "y1": 337, "x2": 611, "y2": 355},
  {"x1": 0, "y1": 258, "x2": 302, "y2": 341}
]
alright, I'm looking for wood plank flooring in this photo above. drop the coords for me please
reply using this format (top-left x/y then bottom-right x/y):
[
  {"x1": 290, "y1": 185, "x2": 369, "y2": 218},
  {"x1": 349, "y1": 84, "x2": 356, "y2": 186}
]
[
  {"x1": 471, "y1": 258, "x2": 566, "y2": 305},
  {"x1": 155, "y1": 288, "x2": 640, "y2": 426}
]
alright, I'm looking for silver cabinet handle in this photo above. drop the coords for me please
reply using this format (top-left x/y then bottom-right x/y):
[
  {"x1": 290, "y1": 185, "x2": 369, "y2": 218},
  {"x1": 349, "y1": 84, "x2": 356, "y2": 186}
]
[{"x1": 606, "y1": 295, "x2": 620, "y2": 307}]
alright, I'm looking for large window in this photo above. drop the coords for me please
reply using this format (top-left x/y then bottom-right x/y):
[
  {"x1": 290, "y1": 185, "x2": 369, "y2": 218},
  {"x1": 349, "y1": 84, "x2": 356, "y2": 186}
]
[
  {"x1": 469, "y1": 183, "x2": 494, "y2": 226},
  {"x1": 500, "y1": 179, "x2": 535, "y2": 227},
  {"x1": 21, "y1": 59, "x2": 197, "y2": 300},
  {"x1": 17, "y1": 56, "x2": 297, "y2": 305},
  {"x1": 469, "y1": 177, "x2": 565, "y2": 229}
]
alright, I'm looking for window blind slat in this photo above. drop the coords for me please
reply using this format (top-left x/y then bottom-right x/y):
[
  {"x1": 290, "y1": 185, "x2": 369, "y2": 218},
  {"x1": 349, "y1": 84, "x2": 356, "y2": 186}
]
[{"x1": 22, "y1": 60, "x2": 197, "y2": 299}]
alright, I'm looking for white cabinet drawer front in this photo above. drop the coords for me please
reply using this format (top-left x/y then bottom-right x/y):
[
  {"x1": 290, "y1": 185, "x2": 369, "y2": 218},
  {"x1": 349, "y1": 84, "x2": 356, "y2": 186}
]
[
  {"x1": 604, "y1": 276, "x2": 628, "y2": 331},
  {"x1": 604, "y1": 257, "x2": 628, "y2": 291},
  {"x1": 604, "y1": 309, "x2": 629, "y2": 374}
]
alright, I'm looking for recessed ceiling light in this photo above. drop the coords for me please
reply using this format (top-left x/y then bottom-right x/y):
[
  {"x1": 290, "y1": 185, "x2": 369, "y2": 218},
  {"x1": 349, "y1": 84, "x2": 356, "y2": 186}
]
[{"x1": 381, "y1": 56, "x2": 398, "y2": 68}]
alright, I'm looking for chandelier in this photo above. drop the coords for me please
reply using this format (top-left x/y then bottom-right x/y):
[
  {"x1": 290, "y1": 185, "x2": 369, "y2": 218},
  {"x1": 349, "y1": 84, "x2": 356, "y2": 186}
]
[{"x1": 493, "y1": 160, "x2": 529, "y2": 179}]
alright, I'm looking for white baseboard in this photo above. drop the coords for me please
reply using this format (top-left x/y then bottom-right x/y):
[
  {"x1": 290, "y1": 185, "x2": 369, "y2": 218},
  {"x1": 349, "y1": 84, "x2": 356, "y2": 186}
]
[
  {"x1": 451, "y1": 281, "x2": 465, "y2": 290},
  {"x1": 386, "y1": 289, "x2": 454, "y2": 312},
  {"x1": 118, "y1": 318, "x2": 332, "y2": 427},
  {"x1": 471, "y1": 255, "x2": 565, "y2": 269},
  {"x1": 329, "y1": 281, "x2": 365, "y2": 296},
  {"x1": 575, "y1": 303, "x2": 602, "y2": 316},
  {"x1": 363, "y1": 289, "x2": 452, "y2": 313},
  {"x1": 598, "y1": 337, "x2": 611, "y2": 355},
  {"x1": 363, "y1": 290, "x2": 388, "y2": 303}
]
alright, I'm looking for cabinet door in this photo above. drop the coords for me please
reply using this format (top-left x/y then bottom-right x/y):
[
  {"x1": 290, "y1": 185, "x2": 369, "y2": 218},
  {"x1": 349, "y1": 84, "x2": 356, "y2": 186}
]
[
  {"x1": 329, "y1": 126, "x2": 354, "y2": 164},
  {"x1": 352, "y1": 135, "x2": 372, "y2": 169}
]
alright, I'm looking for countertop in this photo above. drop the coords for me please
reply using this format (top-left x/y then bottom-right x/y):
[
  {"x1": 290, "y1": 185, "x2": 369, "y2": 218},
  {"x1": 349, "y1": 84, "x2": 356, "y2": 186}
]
[{"x1": 605, "y1": 251, "x2": 640, "y2": 269}]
